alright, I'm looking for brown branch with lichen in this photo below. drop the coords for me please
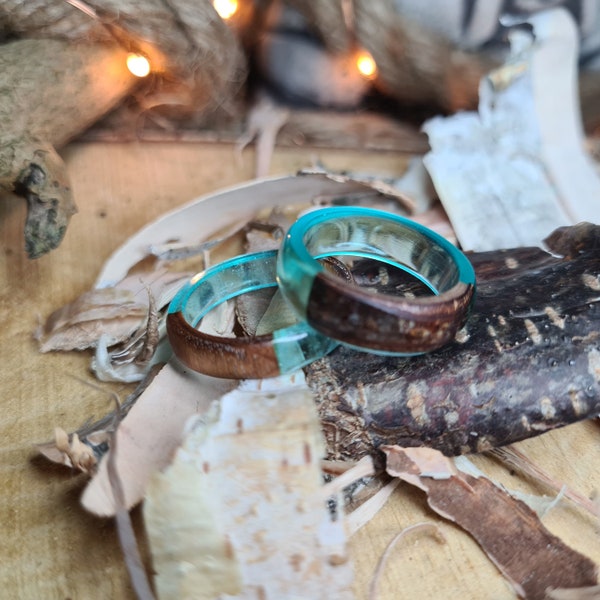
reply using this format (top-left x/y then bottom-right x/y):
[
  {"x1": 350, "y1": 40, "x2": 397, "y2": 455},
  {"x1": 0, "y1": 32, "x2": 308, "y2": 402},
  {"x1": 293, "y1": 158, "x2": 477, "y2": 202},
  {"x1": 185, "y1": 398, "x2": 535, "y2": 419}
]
[
  {"x1": 0, "y1": 0, "x2": 246, "y2": 257},
  {"x1": 0, "y1": 39, "x2": 136, "y2": 256}
]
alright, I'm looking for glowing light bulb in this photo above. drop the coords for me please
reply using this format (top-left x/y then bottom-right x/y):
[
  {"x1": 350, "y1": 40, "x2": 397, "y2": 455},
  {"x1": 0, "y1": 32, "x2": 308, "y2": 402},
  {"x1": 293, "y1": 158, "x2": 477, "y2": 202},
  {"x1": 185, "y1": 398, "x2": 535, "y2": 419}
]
[
  {"x1": 127, "y1": 53, "x2": 151, "y2": 78},
  {"x1": 213, "y1": 0, "x2": 238, "y2": 19},
  {"x1": 356, "y1": 51, "x2": 377, "y2": 79}
]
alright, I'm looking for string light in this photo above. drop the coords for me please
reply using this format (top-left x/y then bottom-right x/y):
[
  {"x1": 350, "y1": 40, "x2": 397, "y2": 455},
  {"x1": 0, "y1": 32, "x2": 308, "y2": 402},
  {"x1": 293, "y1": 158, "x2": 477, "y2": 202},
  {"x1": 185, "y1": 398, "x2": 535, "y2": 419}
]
[
  {"x1": 356, "y1": 51, "x2": 377, "y2": 79},
  {"x1": 213, "y1": 0, "x2": 238, "y2": 20},
  {"x1": 126, "y1": 53, "x2": 151, "y2": 78}
]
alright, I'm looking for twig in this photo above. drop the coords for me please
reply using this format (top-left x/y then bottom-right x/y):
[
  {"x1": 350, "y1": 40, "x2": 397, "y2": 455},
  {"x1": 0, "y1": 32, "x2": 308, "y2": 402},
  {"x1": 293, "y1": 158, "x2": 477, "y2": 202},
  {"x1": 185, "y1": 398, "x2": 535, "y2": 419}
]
[
  {"x1": 68, "y1": 364, "x2": 163, "y2": 442},
  {"x1": 321, "y1": 458, "x2": 360, "y2": 475},
  {"x1": 107, "y1": 397, "x2": 156, "y2": 600},
  {"x1": 347, "y1": 479, "x2": 400, "y2": 535},
  {"x1": 489, "y1": 445, "x2": 599, "y2": 518},
  {"x1": 320, "y1": 455, "x2": 375, "y2": 499}
]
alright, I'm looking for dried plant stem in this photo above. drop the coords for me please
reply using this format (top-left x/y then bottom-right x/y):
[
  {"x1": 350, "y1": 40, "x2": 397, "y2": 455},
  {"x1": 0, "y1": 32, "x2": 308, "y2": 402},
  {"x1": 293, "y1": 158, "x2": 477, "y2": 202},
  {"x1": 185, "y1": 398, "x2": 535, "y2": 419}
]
[
  {"x1": 321, "y1": 459, "x2": 361, "y2": 475},
  {"x1": 489, "y1": 445, "x2": 599, "y2": 518},
  {"x1": 347, "y1": 479, "x2": 400, "y2": 535},
  {"x1": 69, "y1": 365, "x2": 162, "y2": 441},
  {"x1": 320, "y1": 455, "x2": 375, "y2": 499},
  {"x1": 64, "y1": 0, "x2": 98, "y2": 19},
  {"x1": 107, "y1": 399, "x2": 156, "y2": 600},
  {"x1": 368, "y1": 522, "x2": 446, "y2": 600},
  {"x1": 546, "y1": 584, "x2": 600, "y2": 599}
]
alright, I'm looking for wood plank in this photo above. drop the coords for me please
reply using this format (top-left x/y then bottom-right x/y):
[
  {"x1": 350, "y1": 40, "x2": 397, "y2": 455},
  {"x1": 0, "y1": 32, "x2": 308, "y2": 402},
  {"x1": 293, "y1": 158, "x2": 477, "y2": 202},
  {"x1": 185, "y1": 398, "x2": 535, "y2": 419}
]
[
  {"x1": 0, "y1": 141, "x2": 597, "y2": 599},
  {"x1": 84, "y1": 109, "x2": 430, "y2": 154}
]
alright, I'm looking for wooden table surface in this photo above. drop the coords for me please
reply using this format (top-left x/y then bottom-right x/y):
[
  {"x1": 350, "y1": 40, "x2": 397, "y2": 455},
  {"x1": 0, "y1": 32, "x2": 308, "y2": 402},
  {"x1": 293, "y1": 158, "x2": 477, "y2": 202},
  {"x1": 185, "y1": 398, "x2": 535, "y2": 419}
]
[{"x1": 1, "y1": 141, "x2": 598, "y2": 599}]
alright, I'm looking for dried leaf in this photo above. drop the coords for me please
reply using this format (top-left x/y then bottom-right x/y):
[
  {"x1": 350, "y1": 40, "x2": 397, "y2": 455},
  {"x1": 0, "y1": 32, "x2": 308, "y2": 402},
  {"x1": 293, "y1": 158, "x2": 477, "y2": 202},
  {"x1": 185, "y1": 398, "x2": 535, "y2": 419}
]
[
  {"x1": 114, "y1": 268, "x2": 193, "y2": 309},
  {"x1": 38, "y1": 288, "x2": 146, "y2": 352},
  {"x1": 36, "y1": 427, "x2": 98, "y2": 473},
  {"x1": 39, "y1": 269, "x2": 189, "y2": 352},
  {"x1": 144, "y1": 375, "x2": 354, "y2": 599},
  {"x1": 92, "y1": 289, "x2": 163, "y2": 382},
  {"x1": 235, "y1": 287, "x2": 277, "y2": 335},
  {"x1": 383, "y1": 445, "x2": 598, "y2": 599}
]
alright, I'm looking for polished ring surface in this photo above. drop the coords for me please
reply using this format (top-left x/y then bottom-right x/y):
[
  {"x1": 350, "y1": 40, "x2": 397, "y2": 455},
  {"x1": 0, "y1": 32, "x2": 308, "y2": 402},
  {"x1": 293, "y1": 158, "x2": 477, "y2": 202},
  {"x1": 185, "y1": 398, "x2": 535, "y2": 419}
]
[
  {"x1": 276, "y1": 206, "x2": 476, "y2": 354},
  {"x1": 166, "y1": 250, "x2": 338, "y2": 379}
]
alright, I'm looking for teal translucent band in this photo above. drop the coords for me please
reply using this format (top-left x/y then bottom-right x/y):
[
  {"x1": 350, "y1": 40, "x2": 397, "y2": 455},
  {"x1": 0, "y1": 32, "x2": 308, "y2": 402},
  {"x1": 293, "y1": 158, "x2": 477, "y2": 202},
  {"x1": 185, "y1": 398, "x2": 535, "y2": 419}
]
[
  {"x1": 277, "y1": 206, "x2": 476, "y2": 355},
  {"x1": 166, "y1": 250, "x2": 338, "y2": 379}
]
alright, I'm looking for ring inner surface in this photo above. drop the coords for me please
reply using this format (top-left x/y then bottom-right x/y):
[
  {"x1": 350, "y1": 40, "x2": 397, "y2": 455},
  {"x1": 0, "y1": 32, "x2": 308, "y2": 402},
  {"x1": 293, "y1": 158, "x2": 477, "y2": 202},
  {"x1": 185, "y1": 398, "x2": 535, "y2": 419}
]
[
  {"x1": 304, "y1": 216, "x2": 460, "y2": 294},
  {"x1": 170, "y1": 250, "x2": 339, "y2": 376},
  {"x1": 181, "y1": 252, "x2": 278, "y2": 328}
]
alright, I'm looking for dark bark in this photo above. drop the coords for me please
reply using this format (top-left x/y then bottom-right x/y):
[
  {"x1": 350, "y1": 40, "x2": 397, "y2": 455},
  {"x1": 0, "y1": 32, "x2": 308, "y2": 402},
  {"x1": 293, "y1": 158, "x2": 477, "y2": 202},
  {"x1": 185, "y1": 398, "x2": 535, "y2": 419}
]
[{"x1": 306, "y1": 223, "x2": 600, "y2": 458}]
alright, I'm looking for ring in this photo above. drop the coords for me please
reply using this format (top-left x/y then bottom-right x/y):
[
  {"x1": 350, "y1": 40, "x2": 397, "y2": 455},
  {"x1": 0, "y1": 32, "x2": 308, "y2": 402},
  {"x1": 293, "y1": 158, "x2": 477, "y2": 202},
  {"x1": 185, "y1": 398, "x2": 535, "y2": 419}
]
[
  {"x1": 166, "y1": 250, "x2": 338, "y2": 379},
  {"x1": 276, "y1": 206, "x2": 476, "y2": 354}
]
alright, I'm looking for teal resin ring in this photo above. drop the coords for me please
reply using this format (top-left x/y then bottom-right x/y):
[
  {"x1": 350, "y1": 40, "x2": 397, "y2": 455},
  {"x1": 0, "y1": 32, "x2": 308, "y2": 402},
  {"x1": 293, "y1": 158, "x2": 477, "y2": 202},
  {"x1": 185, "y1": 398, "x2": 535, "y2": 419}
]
[
  {"x1": 276, "y1": 206, "x2": 476, "y2": 355},
  {"x1": 166, "y1": 250, "x2": 339, "y2": 379}
]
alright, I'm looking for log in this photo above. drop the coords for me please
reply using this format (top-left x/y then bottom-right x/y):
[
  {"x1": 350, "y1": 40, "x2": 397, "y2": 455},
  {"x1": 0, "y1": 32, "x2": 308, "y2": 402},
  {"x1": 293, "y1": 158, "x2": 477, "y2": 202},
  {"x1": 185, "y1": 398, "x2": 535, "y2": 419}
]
[{"x1": 307, "y1": 223, "x2": 600, "y2": 458}]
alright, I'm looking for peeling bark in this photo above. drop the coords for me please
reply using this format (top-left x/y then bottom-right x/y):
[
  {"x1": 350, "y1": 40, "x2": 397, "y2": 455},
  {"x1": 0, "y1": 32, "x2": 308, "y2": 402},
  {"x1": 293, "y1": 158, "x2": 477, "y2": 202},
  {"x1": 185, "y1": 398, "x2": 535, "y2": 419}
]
[
  {"x1": 307, "y1": 223, "x2": 600, "y2": 458},
  {"x1": 383, "y1": 446, "x2": 598, "y2": 598}
]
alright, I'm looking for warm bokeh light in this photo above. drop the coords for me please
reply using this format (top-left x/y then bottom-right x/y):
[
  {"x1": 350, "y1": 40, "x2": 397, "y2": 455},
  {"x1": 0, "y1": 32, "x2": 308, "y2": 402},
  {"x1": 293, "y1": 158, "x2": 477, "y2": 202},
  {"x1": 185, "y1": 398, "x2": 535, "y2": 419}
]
[
  {"x1": 213, "y1": 0, "x2": 238, "y2": 19},
  {"x1": 356, "y1": 51, "x2": 377, "y2": 79},
  {"x1": 126, "y1": 53, "x2": 151, "y2": 78}
]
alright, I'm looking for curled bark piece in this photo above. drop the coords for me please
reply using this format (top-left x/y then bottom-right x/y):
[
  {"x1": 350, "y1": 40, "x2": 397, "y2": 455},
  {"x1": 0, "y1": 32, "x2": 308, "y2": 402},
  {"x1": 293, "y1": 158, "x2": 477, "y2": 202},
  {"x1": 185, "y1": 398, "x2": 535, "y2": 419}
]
[
  {"x1": 307, "y1": 223, "x2": 600, "y2": 458},
  {"x1": 424, "y1": 9, "x2": 600, "y2": 253},
  {"x1": 383, "y1": 446, "x2": 598, "y2": 599},
  {"x1": 81, "y1": 361, "x2": 236, "y2": 516}
]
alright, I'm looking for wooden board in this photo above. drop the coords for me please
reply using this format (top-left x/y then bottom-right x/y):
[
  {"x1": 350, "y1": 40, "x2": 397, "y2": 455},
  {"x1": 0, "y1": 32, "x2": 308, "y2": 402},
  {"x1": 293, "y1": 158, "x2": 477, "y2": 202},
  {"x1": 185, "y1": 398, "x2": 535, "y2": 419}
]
[{"x1": 0, "y1": 141, "x2": 598, "y2": 599}]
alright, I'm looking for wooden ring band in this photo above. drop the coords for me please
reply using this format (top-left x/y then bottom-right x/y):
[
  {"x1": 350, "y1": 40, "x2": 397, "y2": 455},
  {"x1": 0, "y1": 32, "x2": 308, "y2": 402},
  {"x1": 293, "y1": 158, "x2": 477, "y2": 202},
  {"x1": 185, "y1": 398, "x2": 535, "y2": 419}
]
[
  {"x1": 166, "y1": 250, "x2": 337, "y2": 379},
  {"x1": 276, "y1": 207, "x2": 476, "y2": 354}
]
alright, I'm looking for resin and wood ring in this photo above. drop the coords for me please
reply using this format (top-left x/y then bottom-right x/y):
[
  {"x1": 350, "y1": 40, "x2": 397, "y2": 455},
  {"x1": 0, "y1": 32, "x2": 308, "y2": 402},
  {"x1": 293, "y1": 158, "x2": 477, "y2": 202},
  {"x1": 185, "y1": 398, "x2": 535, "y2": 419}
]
[
  {"x1": 166, "y1": 250, "x2": 339, "y2": 379},
  {"x1": 277, "y1": 207, "x2": 476, "y2": 355}
]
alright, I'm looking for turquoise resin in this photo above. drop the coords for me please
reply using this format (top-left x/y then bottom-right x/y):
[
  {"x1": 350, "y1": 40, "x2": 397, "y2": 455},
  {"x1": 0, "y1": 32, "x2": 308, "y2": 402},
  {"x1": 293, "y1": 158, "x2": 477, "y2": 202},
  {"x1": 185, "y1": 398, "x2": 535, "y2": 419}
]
[
  {"x1": 168, "y1": 250, "x2": 338, "y2": 375},
  {"x1": 276, "y1": 206, "x2": 476, "y2": 353}
]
